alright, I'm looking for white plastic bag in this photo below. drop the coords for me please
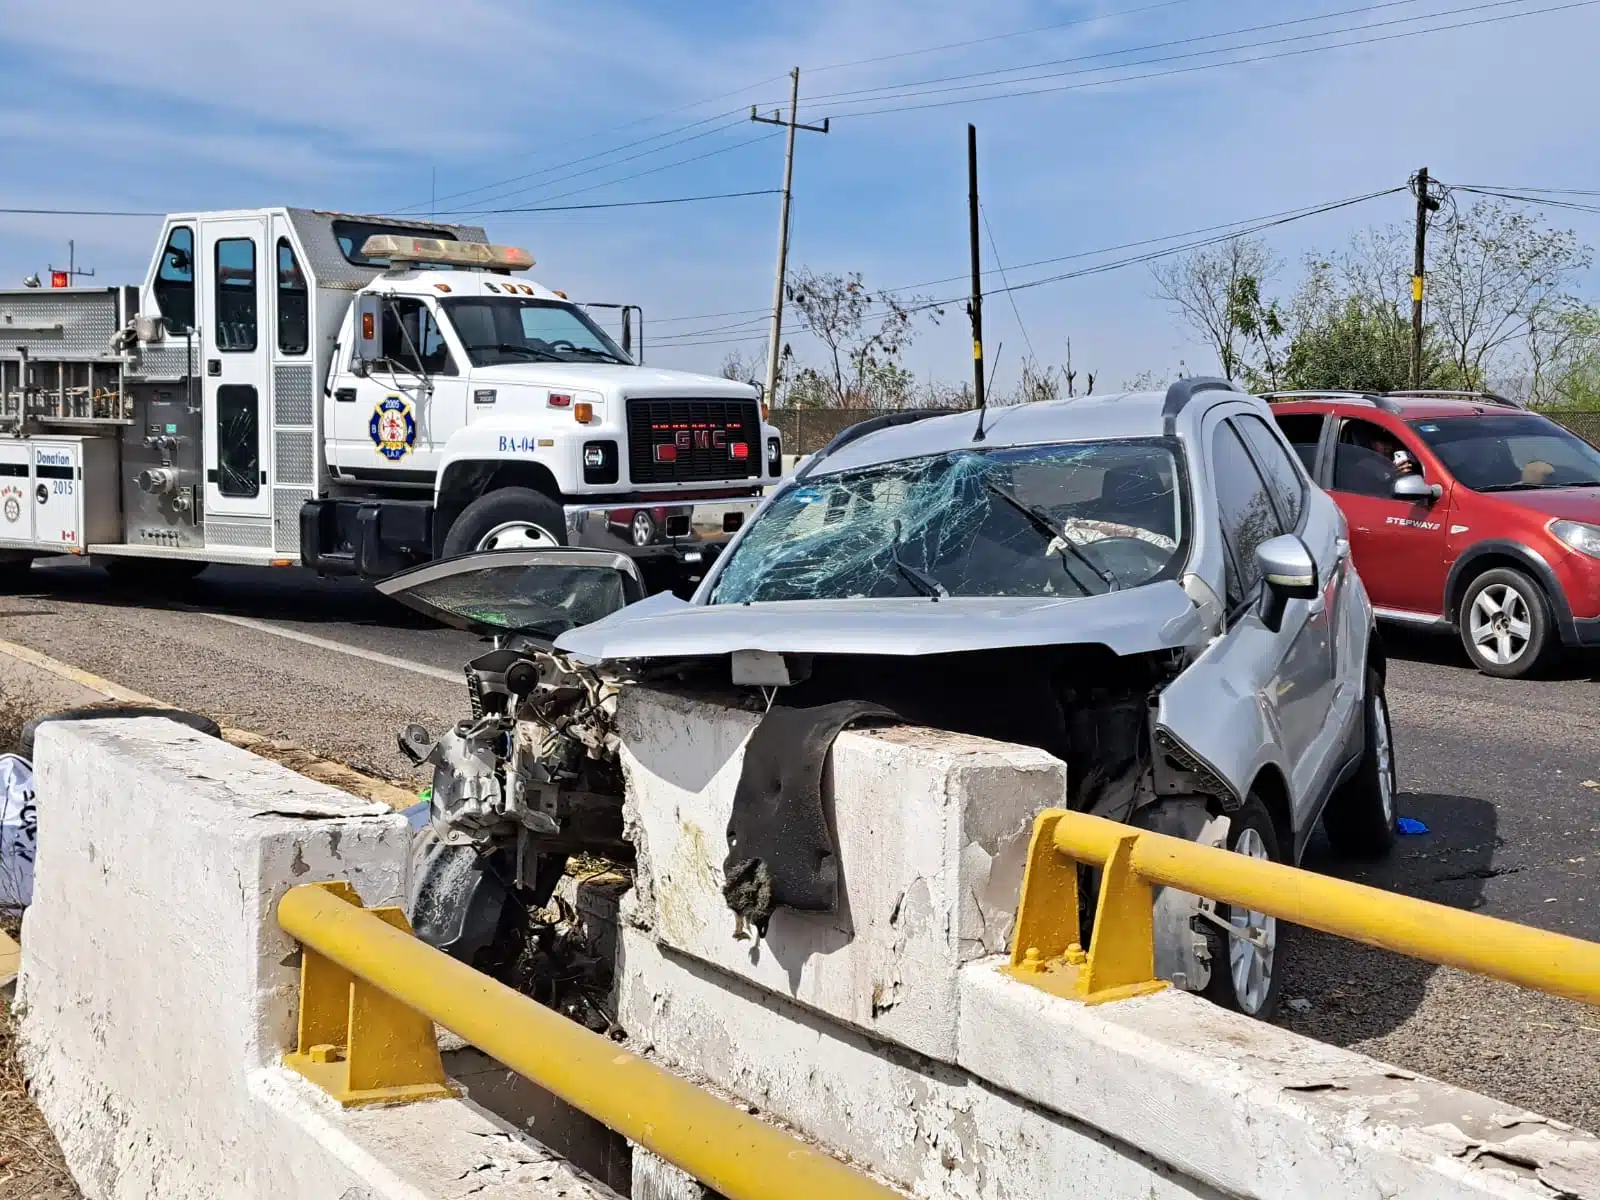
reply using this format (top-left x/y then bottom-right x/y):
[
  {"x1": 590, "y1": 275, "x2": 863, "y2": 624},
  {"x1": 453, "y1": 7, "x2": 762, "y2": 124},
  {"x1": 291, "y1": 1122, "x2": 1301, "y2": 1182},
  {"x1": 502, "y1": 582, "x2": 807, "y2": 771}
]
[{"x1": 0, "y1": 753, "x2": 36, "y2": 909}]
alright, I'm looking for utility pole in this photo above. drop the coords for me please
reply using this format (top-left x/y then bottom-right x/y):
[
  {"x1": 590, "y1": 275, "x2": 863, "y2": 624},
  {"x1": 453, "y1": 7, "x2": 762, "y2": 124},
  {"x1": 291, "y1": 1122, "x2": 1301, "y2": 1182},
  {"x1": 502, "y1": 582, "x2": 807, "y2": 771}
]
[
  {"x1": 752, "y1": 69, "x2": 828, "y2": 407},
  {"x1": 1410, "y1": 166, "x2": 1440, "y2": 388},
  {"x1": 967, "y1": 124, "x2": 985, "y2": 410}
]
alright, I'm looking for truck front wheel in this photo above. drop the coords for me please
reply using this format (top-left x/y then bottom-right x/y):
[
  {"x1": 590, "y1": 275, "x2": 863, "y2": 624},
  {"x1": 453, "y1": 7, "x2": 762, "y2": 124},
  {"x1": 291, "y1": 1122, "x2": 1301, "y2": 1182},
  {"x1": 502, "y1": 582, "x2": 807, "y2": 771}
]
[{"x1": 442, "y1": 487, "x2": 567, "y2": 557}]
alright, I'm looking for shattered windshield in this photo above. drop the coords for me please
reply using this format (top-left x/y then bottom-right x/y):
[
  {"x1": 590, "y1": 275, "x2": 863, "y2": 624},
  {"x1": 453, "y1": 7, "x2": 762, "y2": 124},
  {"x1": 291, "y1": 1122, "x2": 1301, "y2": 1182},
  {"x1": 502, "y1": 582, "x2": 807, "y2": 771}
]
[{"x1": 710, "y1": 439, "x2": 1186, "y2": 604}]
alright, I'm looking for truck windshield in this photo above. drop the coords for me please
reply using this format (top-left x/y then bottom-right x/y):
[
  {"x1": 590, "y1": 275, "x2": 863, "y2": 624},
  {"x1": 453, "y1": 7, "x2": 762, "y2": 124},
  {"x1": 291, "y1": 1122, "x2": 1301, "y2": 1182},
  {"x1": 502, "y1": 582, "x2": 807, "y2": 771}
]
[
  {"x1": 710, "y1": 440, "x2": 1186, "y2": 604},
  {"x1": 440, "y1": 297, "x2": 630, "y2": 367},
  {"x1": 1408, "y1": 413, "x2": 1600, "y2": 491}
]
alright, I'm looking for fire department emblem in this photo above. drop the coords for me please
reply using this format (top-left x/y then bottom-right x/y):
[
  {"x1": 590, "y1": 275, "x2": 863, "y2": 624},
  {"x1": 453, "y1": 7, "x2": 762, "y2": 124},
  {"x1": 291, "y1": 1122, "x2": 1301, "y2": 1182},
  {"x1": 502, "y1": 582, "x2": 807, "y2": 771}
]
[
  {"x1": 369, "y1": 395, "x2": 416, "y2": 461},
  {"x1": 1, "y1": 487, "x2": 20, "y2": 526}
]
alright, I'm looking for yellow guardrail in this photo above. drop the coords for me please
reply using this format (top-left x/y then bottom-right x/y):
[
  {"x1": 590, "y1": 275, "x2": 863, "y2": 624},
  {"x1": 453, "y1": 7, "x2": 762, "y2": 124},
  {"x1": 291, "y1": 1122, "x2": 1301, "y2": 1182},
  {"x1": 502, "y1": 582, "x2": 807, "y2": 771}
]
[
  {"x1": 276, "y1": 881, "x2": 898, "y2": 1200},
  {"x1": 1008, "y1": 809, "x2": 1600, "y2": 1007}
]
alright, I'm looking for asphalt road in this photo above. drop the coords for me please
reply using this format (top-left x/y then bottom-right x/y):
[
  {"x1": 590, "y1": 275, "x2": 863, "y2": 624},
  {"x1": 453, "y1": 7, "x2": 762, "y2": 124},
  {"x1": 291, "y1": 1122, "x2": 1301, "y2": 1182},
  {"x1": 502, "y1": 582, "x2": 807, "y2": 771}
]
[{"x1": 0, "y1": 560, "x2": 1596, "y2": 1126}]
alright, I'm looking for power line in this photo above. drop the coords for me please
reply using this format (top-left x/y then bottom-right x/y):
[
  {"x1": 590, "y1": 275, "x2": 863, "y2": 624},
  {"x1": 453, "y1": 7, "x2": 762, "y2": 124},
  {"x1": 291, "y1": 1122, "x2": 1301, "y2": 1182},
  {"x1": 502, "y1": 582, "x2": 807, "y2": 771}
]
[
  {"x1": 805, "y1": 0, "x2": 1210, "y2": 74},
  {"x1": 439, "y1": 188, "x2": 780, "y2": 215},
  {"x1": 0, "y1": 207, "x2": 163, "y2": 217},
  {"x1": 981, "y1": 204, "x2": 1036, "y2": 363},
  {"x1": 1451, "y1": 186, "x2": 1600, "y2": 215},
  {"x1": 656, "y1": 186, "x2": 1406, "y2": 342},
  {"x1": 789, "y1": 0, "x2": 1454, "y2": 107},
  {"x1": 394, "y1": 74, "x2": 790, "y2": 213},
  {"x1": 814, "y1": 0, "x2": 1600, "y2": 121}
]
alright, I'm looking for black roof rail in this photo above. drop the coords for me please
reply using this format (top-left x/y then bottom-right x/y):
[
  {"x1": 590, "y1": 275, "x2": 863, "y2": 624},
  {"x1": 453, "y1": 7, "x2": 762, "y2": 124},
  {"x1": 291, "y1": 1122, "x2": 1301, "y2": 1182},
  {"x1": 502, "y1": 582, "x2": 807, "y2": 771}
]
[
  {"x1": 1258, "y1": 389, "x2": 1403, "y2": 415},
  {"x1": 1162, "y1": 377, "x2": 1237, "y2": 434},
  {"x1": 793, "y1": 408, "x2": 955, "y2": 482},
  {"x1": 1384, "y1": 389, "x2": 1524, "y2": 410}
]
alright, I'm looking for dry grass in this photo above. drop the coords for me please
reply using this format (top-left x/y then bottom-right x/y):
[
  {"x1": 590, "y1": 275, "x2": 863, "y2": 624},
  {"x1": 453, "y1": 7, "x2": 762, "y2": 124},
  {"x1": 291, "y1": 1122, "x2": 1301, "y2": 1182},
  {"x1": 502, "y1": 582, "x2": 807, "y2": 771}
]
[{"x1": 0, "y1": 681, "x2": 79, "y2": 1199}]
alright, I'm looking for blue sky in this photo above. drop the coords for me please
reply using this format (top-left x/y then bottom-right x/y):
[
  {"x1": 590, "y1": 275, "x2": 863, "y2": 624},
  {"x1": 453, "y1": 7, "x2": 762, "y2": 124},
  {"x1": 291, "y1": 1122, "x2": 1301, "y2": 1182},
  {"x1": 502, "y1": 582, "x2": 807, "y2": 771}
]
[{"x1": 2, "y1": 0, "x2": 1598, "y2": 391}]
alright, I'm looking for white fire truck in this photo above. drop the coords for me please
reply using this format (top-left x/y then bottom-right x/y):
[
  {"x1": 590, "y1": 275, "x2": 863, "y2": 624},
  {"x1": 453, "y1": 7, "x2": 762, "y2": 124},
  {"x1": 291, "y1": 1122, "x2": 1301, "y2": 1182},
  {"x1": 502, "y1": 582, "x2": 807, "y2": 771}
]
[{"x1": 0, "y1": 208, "x2": 780, "y2": 589}]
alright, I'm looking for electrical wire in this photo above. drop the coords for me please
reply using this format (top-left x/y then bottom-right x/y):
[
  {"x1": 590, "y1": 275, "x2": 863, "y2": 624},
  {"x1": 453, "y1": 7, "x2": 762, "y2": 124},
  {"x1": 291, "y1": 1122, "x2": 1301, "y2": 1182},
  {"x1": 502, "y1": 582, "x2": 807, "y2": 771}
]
[
  {"x1": 814, "y1": 0, "x2": 1600, "y2": 121},
  {"x1": 436, "y1": 189, "x2": 780, "y2": 216},
  {"x1": 981, "y1": 204, "x2": 1037, "y2": 363},
  {"x1": 1452, "y1": 186, "x2": 1600, "y2": 215},
  {"x1": 785, "y1": 0, "x2": 1459, "y2": 107},
  {"x1": 0, "y1": 207, "x2": 164, "y2": 217},
  {"x1": 804, "y1": 0, "x2": 1211, "y2": 74}
]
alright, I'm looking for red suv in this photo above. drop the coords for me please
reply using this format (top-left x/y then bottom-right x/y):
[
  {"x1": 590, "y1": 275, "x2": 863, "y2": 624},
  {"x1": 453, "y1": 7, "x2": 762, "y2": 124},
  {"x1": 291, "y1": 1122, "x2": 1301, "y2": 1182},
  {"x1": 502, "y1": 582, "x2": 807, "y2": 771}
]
[{"x1": 1265, "y1": 390, "x2": 1600, "y2": 677}]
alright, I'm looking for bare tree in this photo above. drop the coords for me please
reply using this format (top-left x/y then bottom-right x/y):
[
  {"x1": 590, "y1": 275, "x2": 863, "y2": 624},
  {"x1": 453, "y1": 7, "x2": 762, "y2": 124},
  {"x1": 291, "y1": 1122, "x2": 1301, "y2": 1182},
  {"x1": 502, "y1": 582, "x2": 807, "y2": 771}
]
[
  {"x1": 1151, "y1": 237, "x2": 1280, "y2": 380},
  {"x1": 782, "y1": 268, "x2": 942, "y2": 409},
  {"x1": 1427, "y1": 199, "x2": 1592, "y2": 386},
  {"x1": 719, "y1": 348, "x2": 763, "y2": 387}
]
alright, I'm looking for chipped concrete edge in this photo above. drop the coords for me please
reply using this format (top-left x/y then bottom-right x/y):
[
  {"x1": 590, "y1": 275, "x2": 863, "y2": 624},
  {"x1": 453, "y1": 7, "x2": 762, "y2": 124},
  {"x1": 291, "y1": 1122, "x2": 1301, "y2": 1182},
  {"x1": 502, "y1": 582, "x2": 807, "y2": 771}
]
[{"x1": 0, "y1": 635, "x2": 420, "y2": 812}]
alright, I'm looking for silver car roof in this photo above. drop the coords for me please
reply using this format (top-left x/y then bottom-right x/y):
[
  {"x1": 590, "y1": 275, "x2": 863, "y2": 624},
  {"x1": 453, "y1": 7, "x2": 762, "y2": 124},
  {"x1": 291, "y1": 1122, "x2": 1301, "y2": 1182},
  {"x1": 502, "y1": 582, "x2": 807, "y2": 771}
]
[{"x1": 805, "y1": 391, "x2": 1174, "y2": 478}]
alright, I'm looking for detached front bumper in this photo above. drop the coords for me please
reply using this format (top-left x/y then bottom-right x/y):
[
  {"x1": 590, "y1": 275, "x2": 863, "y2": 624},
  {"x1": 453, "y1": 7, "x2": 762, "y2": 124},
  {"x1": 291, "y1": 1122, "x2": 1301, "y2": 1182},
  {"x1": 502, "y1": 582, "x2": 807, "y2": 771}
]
[{"x1": 563, "y1": 496, "x2": 759, "y2": 577}]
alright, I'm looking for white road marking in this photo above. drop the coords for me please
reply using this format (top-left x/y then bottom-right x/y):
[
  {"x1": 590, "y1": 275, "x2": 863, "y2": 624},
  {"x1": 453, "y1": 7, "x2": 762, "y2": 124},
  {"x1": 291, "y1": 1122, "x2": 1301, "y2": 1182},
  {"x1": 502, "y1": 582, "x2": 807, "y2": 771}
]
[{"x1": 196, "y1": 611, "x2": 463, "y2": 683}]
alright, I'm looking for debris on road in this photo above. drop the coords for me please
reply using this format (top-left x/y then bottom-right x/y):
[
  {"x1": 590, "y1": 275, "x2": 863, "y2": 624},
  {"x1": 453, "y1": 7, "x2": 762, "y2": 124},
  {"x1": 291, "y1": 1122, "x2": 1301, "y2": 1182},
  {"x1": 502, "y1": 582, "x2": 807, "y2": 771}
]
[{"x1": 1397, "y1": 817, "x2": 1430, "y2": 835}]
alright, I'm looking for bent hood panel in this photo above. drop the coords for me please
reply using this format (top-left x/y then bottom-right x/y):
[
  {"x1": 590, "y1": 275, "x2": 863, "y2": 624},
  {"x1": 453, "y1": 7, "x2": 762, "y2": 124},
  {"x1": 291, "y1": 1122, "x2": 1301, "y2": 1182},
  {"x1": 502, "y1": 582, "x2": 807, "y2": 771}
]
[{"x1": 554, "y1": 582, "x2": 1202, "y2": 661}]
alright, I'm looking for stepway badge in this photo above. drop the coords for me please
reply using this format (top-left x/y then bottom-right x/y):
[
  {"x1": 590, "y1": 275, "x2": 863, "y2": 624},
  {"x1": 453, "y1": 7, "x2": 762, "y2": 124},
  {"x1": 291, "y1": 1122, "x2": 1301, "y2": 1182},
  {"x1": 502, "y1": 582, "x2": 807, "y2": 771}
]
[{"x1": 370, "y1": 395, "x2": 416, "y2": 460}]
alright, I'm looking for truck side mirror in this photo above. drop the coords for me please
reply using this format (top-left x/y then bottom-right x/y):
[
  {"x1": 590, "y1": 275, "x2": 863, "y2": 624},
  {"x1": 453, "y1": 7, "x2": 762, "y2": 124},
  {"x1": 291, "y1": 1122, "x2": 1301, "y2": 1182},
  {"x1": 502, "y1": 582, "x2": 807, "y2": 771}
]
[{"x1": 355, "y1": 293, "x2": 382, "y2": 369}]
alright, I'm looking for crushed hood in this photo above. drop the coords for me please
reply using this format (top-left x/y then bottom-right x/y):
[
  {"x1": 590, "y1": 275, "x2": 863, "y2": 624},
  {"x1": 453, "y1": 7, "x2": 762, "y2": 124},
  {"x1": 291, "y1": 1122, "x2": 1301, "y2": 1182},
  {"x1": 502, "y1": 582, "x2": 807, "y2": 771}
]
[{"x1": 554, "y1": 581, "x2": 1203, "y2": 662}]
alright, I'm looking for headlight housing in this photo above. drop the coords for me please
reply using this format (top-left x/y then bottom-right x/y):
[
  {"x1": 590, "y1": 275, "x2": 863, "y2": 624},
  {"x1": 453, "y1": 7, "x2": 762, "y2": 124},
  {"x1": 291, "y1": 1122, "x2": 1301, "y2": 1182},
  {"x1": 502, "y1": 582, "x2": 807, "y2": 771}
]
[{"x1": 1551, "y1": 519, "x2": 1600, "y2": 559}]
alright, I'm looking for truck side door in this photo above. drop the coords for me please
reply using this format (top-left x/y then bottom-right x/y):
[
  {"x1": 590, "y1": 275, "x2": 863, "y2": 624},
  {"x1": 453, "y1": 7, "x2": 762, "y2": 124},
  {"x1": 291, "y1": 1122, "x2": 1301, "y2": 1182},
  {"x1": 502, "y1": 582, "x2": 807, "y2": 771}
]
[
  {"x1": 327, "y1": 297, "x2": 465, "y2": 482},
  {"x1": 1328, "y1": 415, "x2": 1450, "y2": 617},
  {"x1": 199, "y1": 216, "x2": 272, "y2": 520}
]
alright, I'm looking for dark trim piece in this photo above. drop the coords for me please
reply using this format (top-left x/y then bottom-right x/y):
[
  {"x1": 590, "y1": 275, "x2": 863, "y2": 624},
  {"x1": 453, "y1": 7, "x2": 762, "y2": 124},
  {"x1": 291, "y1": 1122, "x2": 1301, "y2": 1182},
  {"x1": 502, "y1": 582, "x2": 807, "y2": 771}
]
[
  {"x1": 1571, "y1": 616, "x2": 1600, "y2": 648},
  {"x1": 1162, "y1": 377, "x2": 1236, "y2": 434},
  {"x1": 0, "y1": 464, "x2": 26, "y2": 478},
  {"x1": 1443, "y1": 539, "x2": 1578, "y2": 644},
  {"x1": 336, "y1": 466, "x2": 435, "y2": 486},
  {"x1": 34, "y1": 464, "x2": 72, "y2": 480},
  {"x1": 795, "y1": 409, "x2": 954, "y2": 481}
]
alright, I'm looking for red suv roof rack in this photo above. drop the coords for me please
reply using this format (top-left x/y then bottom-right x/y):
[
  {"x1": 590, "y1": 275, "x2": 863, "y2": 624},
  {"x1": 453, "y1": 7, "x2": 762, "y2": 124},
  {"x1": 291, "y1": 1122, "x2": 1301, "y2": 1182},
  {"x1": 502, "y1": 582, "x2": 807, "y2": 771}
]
[
  {"x1": 1258, "y1": 390, "x2": 1403, "y2": 414},
  {"x1": 1382, "y1": 389, "x2": 1524, "y2": 410}
]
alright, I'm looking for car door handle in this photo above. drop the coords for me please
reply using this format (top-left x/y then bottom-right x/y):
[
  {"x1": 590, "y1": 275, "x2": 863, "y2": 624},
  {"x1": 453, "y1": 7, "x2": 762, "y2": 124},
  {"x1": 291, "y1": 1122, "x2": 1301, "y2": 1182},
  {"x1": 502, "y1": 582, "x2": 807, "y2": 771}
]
[{"x1": 334, "y1": 388, "x2": 357, "y2": 403}]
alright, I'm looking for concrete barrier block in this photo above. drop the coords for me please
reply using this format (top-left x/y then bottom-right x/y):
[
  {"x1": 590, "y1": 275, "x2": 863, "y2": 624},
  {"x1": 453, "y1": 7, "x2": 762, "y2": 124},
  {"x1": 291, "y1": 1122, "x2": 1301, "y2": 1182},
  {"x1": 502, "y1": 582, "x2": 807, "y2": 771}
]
[
  {"x1": 615, "y1": 927, "x2": 1193, "y2": 1200},
  {"x1": 617, "y1": 687, "x2": 1064, "y2": 1062},
  {"x1": 957, "y1": 959, "x2": 1600, "y2": 1199},
  {"x1": 16, "y1": 718, "x2": 618, "y2": 1200}
]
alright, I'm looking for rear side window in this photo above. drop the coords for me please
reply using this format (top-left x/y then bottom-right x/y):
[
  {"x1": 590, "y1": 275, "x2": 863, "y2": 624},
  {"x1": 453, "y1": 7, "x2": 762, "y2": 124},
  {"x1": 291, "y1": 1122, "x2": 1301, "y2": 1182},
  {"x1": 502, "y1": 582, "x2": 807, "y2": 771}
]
[
  {"x1": 1234, "y1": 413, "x2": 1306, "y2": 529},
  {"x1": 276, "y1": 238, "x2": 308, "y2": 355},
  {"x1": 1271, "y1": 413, "x2": 1325, "y2": 476},
  {"x1": 1212, "y1": 421, "x2": 1285, "y2": 610},
  {"x1": 214, "y1": 237, "x2": 257, "y2": 352}
]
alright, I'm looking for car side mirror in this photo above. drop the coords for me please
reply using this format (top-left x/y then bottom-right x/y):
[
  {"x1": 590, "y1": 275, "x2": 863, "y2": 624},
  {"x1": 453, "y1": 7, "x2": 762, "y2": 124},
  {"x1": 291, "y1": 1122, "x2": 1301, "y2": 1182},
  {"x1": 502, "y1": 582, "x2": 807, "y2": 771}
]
[
  {"x1": 1255, "y1": 534, "x2": 1319, "y2": 633},
  {"x1": 1392, "y1": 473, "x2": 1440, "y2": 502}
]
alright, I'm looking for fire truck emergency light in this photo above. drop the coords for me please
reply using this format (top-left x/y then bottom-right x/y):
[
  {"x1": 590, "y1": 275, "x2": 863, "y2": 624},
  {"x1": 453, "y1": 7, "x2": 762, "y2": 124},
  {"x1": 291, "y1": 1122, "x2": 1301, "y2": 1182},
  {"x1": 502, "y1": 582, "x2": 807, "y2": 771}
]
[{"x1": 359, "y1": 235, "x2": 534, "y2": 271}]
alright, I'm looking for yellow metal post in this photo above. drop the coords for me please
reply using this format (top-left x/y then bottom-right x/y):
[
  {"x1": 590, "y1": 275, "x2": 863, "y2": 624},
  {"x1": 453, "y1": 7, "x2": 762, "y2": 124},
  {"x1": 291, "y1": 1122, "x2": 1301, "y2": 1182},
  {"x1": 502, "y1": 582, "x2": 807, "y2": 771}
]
[
  {"x1": 1074, "y1": 832, "x2": 1167, "y2": 1005},
  {"x1": 1011, "y1": 808, "x2": 1600, "y2": 1010},
  {"x1": 283, "y1": 882, "x2": 457, "y2": 1107},
  {"x1": 278, "y1": 882, "x2": 899, "y2": 1200}
]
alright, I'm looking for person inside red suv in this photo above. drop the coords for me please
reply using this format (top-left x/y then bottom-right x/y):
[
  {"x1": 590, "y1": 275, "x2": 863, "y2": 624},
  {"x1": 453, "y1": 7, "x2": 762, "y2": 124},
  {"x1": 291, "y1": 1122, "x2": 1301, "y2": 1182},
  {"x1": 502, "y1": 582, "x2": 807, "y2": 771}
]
[{"x1": 1270, "y1": 394, "x2": 1600, "y2": 677}]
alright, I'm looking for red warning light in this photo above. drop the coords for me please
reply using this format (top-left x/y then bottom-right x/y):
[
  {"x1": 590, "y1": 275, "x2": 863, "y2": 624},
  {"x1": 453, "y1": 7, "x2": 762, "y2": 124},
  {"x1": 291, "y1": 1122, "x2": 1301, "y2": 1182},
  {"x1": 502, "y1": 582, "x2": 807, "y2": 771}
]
[{"x1": 50, "y1": 271, "x2": 69, "y2": 289}]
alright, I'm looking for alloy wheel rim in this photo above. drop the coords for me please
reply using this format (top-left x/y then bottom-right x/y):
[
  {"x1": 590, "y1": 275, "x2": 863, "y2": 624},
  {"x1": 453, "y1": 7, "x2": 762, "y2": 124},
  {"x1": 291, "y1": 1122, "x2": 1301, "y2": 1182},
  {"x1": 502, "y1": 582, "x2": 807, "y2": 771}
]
[
  {"x1": 1468, "y1": 584, "x2": 1531, "y2": 666},
  {"x1": 476, "y1": 521, "x2": 560, "y2": 552},
  {"x1": 1374, "y1": 691, "x2": 1396, "y2": 826},
  {"x1": 1228, "y1": 826, "x2": 1277, "y2": 1015}
]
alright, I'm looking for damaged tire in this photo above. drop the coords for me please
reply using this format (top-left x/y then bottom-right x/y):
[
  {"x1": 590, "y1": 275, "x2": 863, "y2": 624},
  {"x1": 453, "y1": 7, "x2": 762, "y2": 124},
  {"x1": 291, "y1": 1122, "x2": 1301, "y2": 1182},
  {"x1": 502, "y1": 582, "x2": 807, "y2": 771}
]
[
  {"x1": 1322, "y1": 669, "x2": 1397, "y2": 859},
  {"x1": 1200, "y1": 795, "x2": 1284, "y2": 1020}
]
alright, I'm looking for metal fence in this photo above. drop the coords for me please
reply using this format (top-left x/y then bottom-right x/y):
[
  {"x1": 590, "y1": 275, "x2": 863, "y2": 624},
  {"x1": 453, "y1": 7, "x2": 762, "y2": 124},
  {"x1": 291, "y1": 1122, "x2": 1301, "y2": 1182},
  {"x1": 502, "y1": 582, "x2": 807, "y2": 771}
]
[{"x1": 1545, "y1": 409, "x2": 1600, "y2": 446}]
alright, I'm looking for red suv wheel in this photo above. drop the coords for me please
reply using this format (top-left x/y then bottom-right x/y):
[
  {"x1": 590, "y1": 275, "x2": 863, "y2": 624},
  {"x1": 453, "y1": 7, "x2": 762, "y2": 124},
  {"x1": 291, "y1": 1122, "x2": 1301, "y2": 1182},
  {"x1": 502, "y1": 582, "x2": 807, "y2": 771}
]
[{"x1": 1457, "y1": 567, "x2": 1553, "y2": 678}]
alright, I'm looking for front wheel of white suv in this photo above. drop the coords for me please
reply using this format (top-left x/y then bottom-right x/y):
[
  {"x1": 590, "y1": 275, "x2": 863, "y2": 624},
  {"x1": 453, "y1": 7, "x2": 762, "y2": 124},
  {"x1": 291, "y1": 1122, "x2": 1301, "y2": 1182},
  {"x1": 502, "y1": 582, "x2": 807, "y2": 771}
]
[{"x1": 1200, "y1": 795, "x2": 1285, "y2": 1020}]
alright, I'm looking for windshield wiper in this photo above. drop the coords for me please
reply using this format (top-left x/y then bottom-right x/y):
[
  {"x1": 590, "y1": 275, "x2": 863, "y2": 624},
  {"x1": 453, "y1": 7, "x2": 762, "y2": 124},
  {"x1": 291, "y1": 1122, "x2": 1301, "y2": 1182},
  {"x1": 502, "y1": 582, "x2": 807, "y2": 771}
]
[
  {"x1": 889, "y1": 520, "x2": 948, "y2": 599},
  {"x1": 471, "y1": 343, "x2": 561, "y2": 362},
  {"x1": 557, "y1": 345, "x2": 629, "y2": 364},
  {"x1": 982, "y1": 476, "x2": 1118, "y2": 593}
]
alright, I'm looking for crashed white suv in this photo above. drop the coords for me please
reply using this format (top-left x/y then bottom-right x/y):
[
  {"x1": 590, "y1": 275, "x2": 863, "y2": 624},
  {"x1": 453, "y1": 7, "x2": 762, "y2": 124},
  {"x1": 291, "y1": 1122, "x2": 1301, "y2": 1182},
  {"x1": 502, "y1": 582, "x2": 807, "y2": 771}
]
[{"x1": 386, "y1": 379, "x2": 1395, "y2": 1020}]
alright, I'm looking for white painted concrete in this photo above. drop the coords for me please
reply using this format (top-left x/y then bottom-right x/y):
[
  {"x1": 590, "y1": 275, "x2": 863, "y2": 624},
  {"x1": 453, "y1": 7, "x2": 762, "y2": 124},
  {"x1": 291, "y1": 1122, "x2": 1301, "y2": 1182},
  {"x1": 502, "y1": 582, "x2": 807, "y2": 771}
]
[
  {"x1": 617, "y1": 687, "x2": 1063, "y2": 1063},
  {"x1": 616, "y1": 687, "x2": 1600, "y2": 1200},
  {"x1": 16, "y1": 718, "x2": 617, "y2": 1200}
]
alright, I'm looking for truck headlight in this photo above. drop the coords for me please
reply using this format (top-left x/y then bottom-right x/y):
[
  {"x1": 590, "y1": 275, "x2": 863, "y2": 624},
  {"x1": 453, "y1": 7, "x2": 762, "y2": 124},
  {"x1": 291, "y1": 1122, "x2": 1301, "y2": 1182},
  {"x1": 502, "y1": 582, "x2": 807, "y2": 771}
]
[{"x1": 1551, "y1": 519, "x2": 1600, "y2": 559}]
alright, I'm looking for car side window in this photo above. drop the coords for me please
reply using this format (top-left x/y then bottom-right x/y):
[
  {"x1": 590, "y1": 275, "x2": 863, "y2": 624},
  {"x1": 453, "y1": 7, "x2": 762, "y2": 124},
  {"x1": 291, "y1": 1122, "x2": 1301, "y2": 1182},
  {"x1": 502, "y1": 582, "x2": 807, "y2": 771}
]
[
  {"x1": 1270, "y1": 413, "x2": 1325, "y2": 476},
  {"x1": 1234, "y1": 413, "x2": 1306, "y2": 530},
  {"x1": 1333, "y1": 418, "x2": 1419, "y2": 499},
  {"x1": 1212, "y1": 421, "x2": 1285, "y2": 611}
]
